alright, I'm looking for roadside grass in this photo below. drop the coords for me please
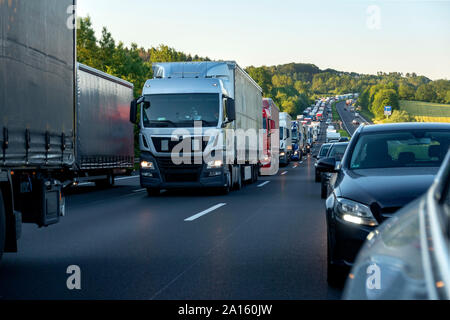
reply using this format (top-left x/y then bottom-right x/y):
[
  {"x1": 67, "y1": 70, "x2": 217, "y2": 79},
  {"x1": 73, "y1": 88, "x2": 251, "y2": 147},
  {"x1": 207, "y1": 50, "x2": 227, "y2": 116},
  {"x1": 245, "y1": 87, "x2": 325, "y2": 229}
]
[
  {"x1": 399, "y1": 100, "x2": 450, "y2": 123},
  {"x1": 360, "y1": 108, "x2": 375, "y2": 123},
  {"x1": 331, "y1": 102, "x2": 340, "y2": 122},
  {"x1": 338, "y1": 130, "x2": 350, "y2": 138}
]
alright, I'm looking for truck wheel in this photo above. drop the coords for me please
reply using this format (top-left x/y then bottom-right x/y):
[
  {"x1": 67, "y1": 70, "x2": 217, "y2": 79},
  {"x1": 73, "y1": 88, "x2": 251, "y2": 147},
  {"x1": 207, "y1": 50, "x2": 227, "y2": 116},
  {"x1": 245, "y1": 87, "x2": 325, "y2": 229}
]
[
  {"x1": 95, "y1": 174, "x2": 115, "y2": 188},
  {"x1": 0, "y1": 192, "x2": 6, "y2": 262},
  {"x1": 233, "y1": 165, "x2": 242, "y2": 191},
  {"x1": 220, "y1": 172, "x2": 231, "y2": 195},
  {"x1": 147, "y1": 188, "x2": 160, "y2": 197}
]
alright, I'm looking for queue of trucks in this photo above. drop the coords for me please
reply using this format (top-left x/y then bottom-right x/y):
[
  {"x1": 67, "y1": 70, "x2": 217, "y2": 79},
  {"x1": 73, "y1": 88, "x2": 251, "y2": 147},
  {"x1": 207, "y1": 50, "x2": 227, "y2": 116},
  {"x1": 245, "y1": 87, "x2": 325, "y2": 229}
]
[{"x1": 0, "y1": 0, "x2": 333, "y2": 259}]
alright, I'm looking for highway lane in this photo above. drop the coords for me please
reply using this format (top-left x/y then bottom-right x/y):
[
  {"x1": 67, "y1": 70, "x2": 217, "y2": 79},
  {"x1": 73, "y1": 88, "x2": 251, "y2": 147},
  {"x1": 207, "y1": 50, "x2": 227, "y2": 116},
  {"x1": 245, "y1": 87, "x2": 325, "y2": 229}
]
[
  {"x1": 335, "y1": 101, "x2": 364, "y2": 136},
  {"x1": 0, "y1": 127, "x2": 341, "y2": 300}
]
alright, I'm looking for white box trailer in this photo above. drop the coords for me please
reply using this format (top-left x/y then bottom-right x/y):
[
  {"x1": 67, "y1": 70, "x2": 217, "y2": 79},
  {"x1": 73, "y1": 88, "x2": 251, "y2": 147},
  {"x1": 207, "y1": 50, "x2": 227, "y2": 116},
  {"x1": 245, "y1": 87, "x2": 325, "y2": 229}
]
[
  {"x1": 132, "y1": 61, "x2": 263, "y2": 195},
  {"x1": 279, "y1": 112, "x2": 292, "y2": 166}
]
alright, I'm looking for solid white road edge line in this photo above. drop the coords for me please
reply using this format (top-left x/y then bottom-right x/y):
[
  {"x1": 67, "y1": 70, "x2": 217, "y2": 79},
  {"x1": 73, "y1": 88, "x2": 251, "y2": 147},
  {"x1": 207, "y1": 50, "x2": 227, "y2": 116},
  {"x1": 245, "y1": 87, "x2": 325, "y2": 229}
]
[
  {"x1": 257, "y1": 181, "x2": 270, "y2": 188},
  {"x1": 185, "y1": 203, "x2": 227, "y2": 222},
  {"x1": 116, "y1": 176, "x2": 139, "y2": 181}
]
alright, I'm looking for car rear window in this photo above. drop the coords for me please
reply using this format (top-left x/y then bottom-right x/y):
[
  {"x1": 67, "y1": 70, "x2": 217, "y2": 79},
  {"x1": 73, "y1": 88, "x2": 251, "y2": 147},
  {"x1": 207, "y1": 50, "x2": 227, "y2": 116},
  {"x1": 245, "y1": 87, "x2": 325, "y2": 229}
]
[
  {"x1": 327, "y1": 144, "x2": 348, "y2": 161},
  {"x1": 350, "y1": 131, "x2": 450, "y2": 169},
  {"x1": 320, "y1": 145, "x2": 331, "y2": 157}
]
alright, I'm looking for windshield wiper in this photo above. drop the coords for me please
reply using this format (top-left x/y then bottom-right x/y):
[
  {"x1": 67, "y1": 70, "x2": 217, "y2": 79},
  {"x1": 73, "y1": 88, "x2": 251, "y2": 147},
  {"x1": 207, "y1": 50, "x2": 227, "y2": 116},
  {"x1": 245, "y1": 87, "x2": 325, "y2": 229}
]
[
  {"x1": 180, "y1": 120, "x2": 217, "y2": 127},
  {"x1": 148, "y1": 120, "x2": 178, "y2": 128}
]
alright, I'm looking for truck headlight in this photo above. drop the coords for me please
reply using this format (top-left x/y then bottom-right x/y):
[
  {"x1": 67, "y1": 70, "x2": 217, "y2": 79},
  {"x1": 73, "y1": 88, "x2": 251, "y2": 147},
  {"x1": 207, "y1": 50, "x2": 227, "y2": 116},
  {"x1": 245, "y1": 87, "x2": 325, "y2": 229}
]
[
  {"x1": 207, "y1": 160, "x2": 224, "y2": 169},
  {"x1": 335, "y1": 198, "x2": 378, "y2": 227},
  {"x1": 141, "y1": 161, "x2": 155, "y2": 170}
]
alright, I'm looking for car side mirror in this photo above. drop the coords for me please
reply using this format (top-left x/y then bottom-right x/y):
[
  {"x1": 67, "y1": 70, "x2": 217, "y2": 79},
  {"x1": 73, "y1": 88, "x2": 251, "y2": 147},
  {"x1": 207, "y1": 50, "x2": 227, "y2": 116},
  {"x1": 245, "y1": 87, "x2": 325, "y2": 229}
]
[
  {"x1": 130, "y1": 99, "x2": 138, "y2": 124},
  {"x1": 316, "y1": 157, "x2": 337, "y2": 173}
]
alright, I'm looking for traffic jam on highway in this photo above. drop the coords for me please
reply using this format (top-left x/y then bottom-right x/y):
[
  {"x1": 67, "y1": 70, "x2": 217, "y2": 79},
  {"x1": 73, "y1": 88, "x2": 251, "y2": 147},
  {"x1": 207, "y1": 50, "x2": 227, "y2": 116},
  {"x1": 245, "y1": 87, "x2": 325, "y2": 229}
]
[{"x1": 1, "y1": 0, "x2": 449, "y2": 306}]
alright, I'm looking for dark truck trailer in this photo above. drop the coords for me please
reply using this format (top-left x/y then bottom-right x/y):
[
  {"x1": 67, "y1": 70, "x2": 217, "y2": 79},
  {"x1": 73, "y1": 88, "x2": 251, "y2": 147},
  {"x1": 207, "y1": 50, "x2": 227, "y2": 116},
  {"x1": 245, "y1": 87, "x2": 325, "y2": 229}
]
[
  {"x1": 0, "y1": 0, "x2": 76, "y2": 260},
  {"x1": 74, "y1": 63, "x2": 135, "y2": 187},
  {"x1": 0, "y1": 1, "x2": 135, "y2": 261}
]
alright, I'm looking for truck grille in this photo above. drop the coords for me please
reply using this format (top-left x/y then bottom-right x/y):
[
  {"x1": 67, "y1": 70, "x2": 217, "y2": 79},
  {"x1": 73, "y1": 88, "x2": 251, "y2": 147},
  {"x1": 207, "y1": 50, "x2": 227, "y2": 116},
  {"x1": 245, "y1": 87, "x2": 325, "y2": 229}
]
[
  {"x1": 152, "y1": 137, "x2": 209, "y2": 153},
  {"x1": 155, "y1": 157, "x2": 203, "y2": 183}
]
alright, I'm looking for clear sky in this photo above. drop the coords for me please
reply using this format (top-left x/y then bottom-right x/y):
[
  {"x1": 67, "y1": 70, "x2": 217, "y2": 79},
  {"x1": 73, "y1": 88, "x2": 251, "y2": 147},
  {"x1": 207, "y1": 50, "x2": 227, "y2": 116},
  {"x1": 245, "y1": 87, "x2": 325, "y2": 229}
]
[{"x1": 77, "y1": 0, "x2": 450, "y2": 80}]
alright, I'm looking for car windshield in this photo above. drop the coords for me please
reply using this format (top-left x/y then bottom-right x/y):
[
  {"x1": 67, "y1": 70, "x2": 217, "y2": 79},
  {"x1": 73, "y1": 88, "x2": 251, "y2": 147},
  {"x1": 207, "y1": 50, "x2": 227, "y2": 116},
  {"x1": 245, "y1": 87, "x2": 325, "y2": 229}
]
[
  {"x1": 320, "y1": 145, "x2": 332, "y2": 157},
  {"x1": 350, "y1": 130, "x2": 450, "y2": 169},
  {"x1": 327, "y1": 144, "x2": 348, "y2": 161},
  {"x1": 143, "y1": 93, "x2": 220, "y2": 128}
]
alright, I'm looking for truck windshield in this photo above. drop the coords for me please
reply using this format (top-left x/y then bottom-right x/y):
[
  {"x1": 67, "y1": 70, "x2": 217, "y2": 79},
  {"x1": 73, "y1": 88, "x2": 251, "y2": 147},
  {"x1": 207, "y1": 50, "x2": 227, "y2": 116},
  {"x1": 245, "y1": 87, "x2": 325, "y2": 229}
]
[
  {"x1": 292, "y1": 129, "x2": 298, "y2": 140},
  {"x1": 142, "y1": 94, "x2": 220, "y2": 128}
]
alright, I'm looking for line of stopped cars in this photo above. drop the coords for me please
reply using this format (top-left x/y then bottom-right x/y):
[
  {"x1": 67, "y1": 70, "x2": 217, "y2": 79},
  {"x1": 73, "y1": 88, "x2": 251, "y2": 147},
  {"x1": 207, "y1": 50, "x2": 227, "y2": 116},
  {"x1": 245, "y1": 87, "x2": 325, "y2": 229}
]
[{"x1": 314, "y1": 122, "x2": 450, "y2": 300}]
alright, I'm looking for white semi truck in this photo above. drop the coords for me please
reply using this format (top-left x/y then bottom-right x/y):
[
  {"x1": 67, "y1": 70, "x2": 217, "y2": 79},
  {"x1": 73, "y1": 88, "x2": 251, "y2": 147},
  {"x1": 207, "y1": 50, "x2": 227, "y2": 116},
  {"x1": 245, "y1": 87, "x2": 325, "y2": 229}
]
[
  {"x1": 130, "y1": 62, "x2": 263, "y2": 195},
  {"x1": 279, "y1": 113, "x2": 293, "y2": 166}
]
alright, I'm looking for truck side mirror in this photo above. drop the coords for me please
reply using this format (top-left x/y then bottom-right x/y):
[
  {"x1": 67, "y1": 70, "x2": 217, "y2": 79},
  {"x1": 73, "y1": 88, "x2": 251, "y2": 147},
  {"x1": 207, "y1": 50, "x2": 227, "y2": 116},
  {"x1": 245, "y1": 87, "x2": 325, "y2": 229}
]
[
  {"x1": 270, "y1": 120, "x2": 276, "y2": 130},
  {"x1": 130, "y1": 99, "x2": 138, "y2": 124},
  {"x1": 225, "y1": 98, "x2": 236, "y2": 122}
]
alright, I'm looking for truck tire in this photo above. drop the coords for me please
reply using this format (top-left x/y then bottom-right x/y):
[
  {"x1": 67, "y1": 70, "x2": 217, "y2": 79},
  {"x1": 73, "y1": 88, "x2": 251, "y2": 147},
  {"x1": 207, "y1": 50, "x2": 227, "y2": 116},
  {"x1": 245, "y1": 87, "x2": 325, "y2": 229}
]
[
  {"x1": 0, "y1": 192, "x2": 6, "y2": 262},
  {"x1": 252, "y1": 165, "x2": 259, "y2": 183},
  {"x1": 95, "y1": 174, "x2": 115, "y2": 188},
  {"x1": 219, "y1": 172, "x2": 231, "y2": 195},
  {"x1": 233, "y1": 165, "x2": 242, "y2": 191}
]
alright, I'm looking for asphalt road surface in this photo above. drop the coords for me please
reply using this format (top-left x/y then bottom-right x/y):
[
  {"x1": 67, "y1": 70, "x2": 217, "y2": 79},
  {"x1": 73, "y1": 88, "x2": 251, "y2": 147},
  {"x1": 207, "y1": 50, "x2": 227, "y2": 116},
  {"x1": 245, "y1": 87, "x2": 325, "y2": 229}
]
[
  {"x1": 0, "y1": 120, "x2": 342, "y2": 300},
  {"x1": 335, "y1": 101, "x2": 366, "y2": 136}
]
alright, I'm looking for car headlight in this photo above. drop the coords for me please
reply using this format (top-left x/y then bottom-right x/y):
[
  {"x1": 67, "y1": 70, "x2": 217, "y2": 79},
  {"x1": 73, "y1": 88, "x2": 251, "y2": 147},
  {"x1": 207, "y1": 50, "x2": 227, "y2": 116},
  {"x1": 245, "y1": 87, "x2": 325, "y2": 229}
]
[
  {"x1": 335, "y1": 198, "x2": 378, "y2": 227},
  {"x1": 207, "y1": 159, "x2": 224, "y2": 169},
  {"x1": 141, "y1": 160, "x2": 155, "y2": 170},
  {"x1": 280, "y1": 152, "x2": 286, "y2": 157}
]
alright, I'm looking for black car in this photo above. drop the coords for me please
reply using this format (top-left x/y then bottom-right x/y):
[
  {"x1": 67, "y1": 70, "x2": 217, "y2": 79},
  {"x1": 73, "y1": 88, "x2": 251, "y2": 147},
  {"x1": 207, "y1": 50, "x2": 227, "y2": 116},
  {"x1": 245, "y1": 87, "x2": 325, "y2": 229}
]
[
  {"x1": 317, "y1": 123, "x2": 450, "y2": 286},
  {"x1": 314, "y1": 143, "x2": 332, "y2": 182},
  {"x1": 344, "y1": 150, "x2": 450, "y2": 300},
  {"x1": 319, "y1": 142, "x2": 348, "y2": 198}
]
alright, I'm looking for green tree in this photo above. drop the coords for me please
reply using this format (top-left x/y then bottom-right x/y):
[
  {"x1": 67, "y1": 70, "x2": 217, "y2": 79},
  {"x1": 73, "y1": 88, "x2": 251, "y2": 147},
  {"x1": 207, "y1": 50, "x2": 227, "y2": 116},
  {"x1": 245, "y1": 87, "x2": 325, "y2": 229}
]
[
  {"x1": 77, "y1": 17, "x2": 101, "y2": 69},
  {"x1": 372, "y1": 89, "x2": 399, "y2": 119},
  {"x1": 246, "y1": 66, "x2": 272, "y2": 94},
  {"x1": 415, "y1": 84, "x2": 437, "y2": 102},
  {"x1": 398, "y1": 82, "x2": 415, "y2": 100}
]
